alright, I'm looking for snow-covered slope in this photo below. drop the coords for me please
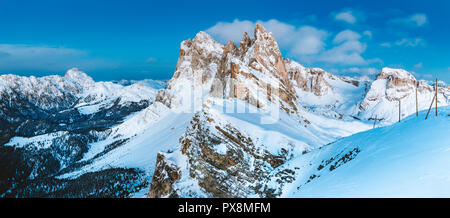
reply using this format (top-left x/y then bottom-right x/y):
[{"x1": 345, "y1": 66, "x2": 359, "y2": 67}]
[
  {"x1": 283, "y1": 106, "x2": 450, "y2": 197},
  {"x1": 358, "y1": 67, "x2": 449, "y2": 123}
]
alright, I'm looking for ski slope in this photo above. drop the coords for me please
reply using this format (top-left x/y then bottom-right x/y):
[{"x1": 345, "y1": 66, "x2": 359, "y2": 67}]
[{"x1": 284, "y1": 106, "x2": 450, "y2": 197}]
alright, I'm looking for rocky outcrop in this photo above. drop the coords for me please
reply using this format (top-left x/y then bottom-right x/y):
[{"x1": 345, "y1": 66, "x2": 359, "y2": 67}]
[
  {"x1": 284, "y1": 58, "x2": 333, "y2": 96},
  {"x1": 147, "y1": 153, "x2": 181, "y2": 198},
  {"x1": 148, "y1": 111, "x2": 296, "y2": 198},
  {"x1": 159, "y1": 24, "x2": 299, "y2": 114},
  {"x1": 358, "y1": 67, "x2": 449, "y2": 122},
  {"x1": 163, "y1": 31, "x2": 224, "y2": 109}
]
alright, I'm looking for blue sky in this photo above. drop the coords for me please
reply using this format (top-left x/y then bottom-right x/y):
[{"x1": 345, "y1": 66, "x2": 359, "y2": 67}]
[{"x1": 0, "y1": 0, "x2": 449, "y2": 82}]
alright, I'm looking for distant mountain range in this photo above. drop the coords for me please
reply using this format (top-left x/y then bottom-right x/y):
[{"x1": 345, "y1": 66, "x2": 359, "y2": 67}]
[{"x1": 1, "y1": 24, "x2": 449, "y2": 197}]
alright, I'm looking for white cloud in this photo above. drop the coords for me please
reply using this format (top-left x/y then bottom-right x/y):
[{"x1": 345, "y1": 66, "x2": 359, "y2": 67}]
[
  {"x1": 391, "y1": 13, "x2": 428, "y2": 27},
  {"x1": 0, "y1": 44, "x2": 117, "y2": 73},
  {"x1": 146, "y1": 57, "x2": 157, "y2": 63},
  {"x1": 206, "y1": 20, "x2": 380, "y2": 67},
  {"x1": 363, "y1": 30, "x2": 372, "y2": 38},
  {"x1": 342, "y1": 67, "x2": 379, "y2": 75},
  {"x1": 410, "y1": 14, "x2": 428, "y2": 26},
  {"x1": 413, "y1": 62, "x2": 423, "y2": 69},
  {"x1": 380, "y1": 42, "x2": 392, "y2": 48},
  {"x1": 395, "y1": 38, "x2": 425, "y2": 47},
  {"x1": 206, "y1": 19, "x2": 328, "y2": 55},
  {"x1": 335, "y1": 10, "x2": 357, "y2": 24},
  {"x1": 205, "y1": 19, "x2": 254, "y2": 43},
  {"x1": 288, "y1": 26, "x2": 328, "y2": 55},
  {"x1": 333, "y1": 30, "x2": 361, "y2": 44},
  {"x1": 317, "y1": 41, "x2": 368, "y2": 65},
  {"x1": 380, "y1": 38, "x2": 425, "y2": 48},
  {"x1": 315, "y1": 30, "x2": 381, "y2": 66}
]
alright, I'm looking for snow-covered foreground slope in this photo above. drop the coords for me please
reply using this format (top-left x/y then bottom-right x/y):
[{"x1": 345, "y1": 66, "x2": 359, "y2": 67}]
[{"x1": 284, "y1": 106, "x2": 450, "y2": 197}]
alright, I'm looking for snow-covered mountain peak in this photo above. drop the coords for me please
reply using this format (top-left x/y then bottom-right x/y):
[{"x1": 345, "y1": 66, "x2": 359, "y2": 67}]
[
  {"x1": 159, "y1": 24, "x2": 300, "y2": 113},
  {"x1": 193, "y1": 31, "x2": 214, "y2": 42},
  {"x1": 191, "y1": 31, "x2": 224, "y2": 55},
  {"x1": 0, "y1": 73, "x2": 85, "y2": 111},
  {"x1": 64, "y1": 67, "x2": 95, "y2": 87},
  {"x1": 254, "y1": 23, "x2": 272, "y2": 41},
  {"x1": 358, "y1": 67, "x2": 449, "y2": 123},
  {"x1": 252, "y1": 23, "x2": 290, "y2": 84},
  {"x1": 378, "y1": 67, "x2": 415, "y2": 81}
]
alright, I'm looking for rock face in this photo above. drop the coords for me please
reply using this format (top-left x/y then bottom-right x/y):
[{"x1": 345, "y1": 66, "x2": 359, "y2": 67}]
[
  {"x1": 358, "y1": 67, "x2": 449, "y2": 122},
  {"x1": 149, "y1": 110, "x2": 298, "y2": 198},
  {"x1": 158, "y1": 24, "x2": 299, "y2": 114},
  {"x1": 147, "y1": 153, "x2": 181, "y2": 198},
  {"x1": 284, "y1": 58, "x2": 333, "y2": 96}
]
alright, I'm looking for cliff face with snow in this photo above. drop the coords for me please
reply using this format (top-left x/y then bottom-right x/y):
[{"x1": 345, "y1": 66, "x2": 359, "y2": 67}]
[
  {"x1": 1, "y1": 24, "x2": 449, "y2": 198},
  {"x1": 358, "y1": 67, "x2": 448, "y2": 122}
]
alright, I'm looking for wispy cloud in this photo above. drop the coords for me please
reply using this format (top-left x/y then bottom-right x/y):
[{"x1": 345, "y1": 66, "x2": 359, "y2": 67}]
[
  {"x1": 333, "y1": 30, "x2": 361, "y2": 44},
  {"x1": 145, "y1": 57, "x2": 157, "y2": 63},
  {"x1": 0, "y1": 44, "x2": 118, "y2": 73},
  {"x1": 381, "y1": 38, "x2": 425, "y2": 48},
  {"x1": 363, "y1": 30, "x2": 372, "y2": 39},
  {"x1": 395, "y1": 38, "x2": 425, "y2": 47},
  {"x1": 390, "y1": 13, "x2": 428, "y2": 27},
  {"x1": 380, "y1": 42, "x2": 392, "y2": 48},
  {"x1": 334, "y1": 10, "x2": 357, "y2": 24},
  {"x1": 342, "y1": 67, "x2": 379, "y2": 75},
  {"x1": 413, "y1": 62, "x2": 423, "y2": 69}
]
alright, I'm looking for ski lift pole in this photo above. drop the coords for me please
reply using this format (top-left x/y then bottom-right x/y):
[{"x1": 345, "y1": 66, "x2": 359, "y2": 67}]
[
  {"x1": 425, "y1": 95, "x2": 436, "y2": 120},
  {"x1": 373, "y1": 115, "x2": 377, "y2": 128},
  {"x1": 435, "y1": 78, "x2": 438, "y2": 117},
  {"x1": 415, "y1": 81, "x2": 419, "y2": 117}
]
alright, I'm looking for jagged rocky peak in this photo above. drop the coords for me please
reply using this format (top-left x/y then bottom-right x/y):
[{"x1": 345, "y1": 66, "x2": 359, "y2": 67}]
[
  {"x1": 216, "y1": 24, "x2": 298, "y2": 112},
  {"x1": 238, "y1": 31, "x2": 252, "y2": 56},
  {"x1": 252, "y1": 24, "x2": 290, "y2": 85},
  {"x1": 378, "y1": 67, "x2": 416, "y2": 80},
  {"x1": 377, "y1": 67, "x2": 417, "y2": 88},
  {"x1": 284, "y1": 58, "x2": 333, "y2": 96},
  {"x1": 161, "y1": 24, "x2": 299, "y2": 113},
  {"x1": 172, "y1": 31, "x2": 224, "y2": 80},
  {"x1": 160, "y1": 31, "x2": 225, "y2": 108}
]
